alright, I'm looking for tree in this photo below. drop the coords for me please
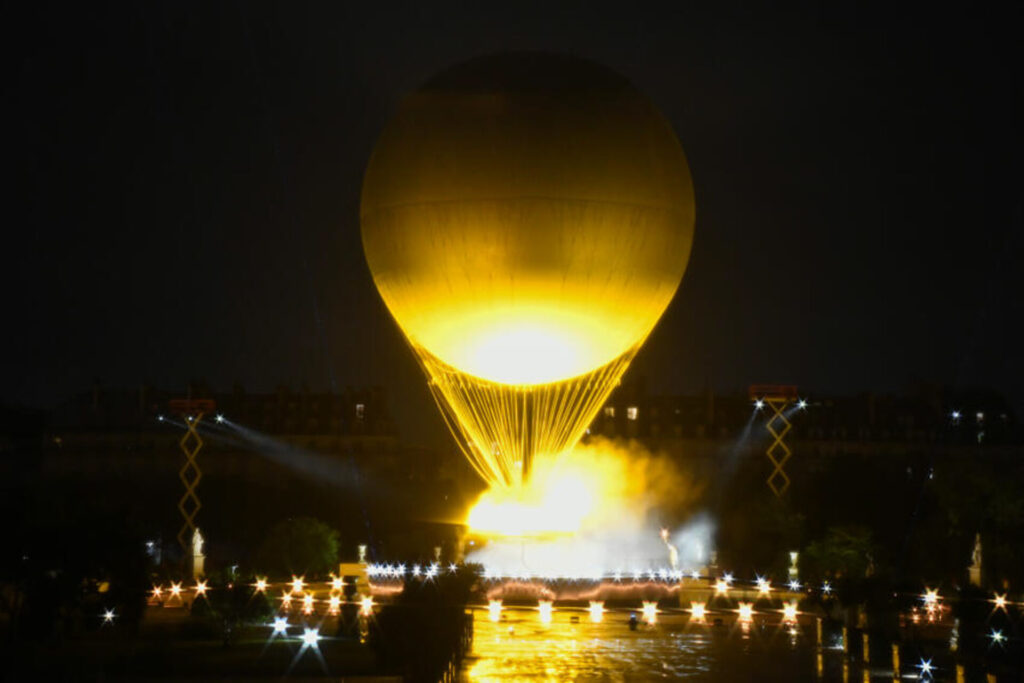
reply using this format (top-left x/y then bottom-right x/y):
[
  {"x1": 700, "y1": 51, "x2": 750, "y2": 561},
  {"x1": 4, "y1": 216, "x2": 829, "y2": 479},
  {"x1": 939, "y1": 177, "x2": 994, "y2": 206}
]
[
  {"x1": 253, "y1": 517, "x2": 339, "y2": 578},
  {"x1": 804, "y1": 525, "x2": 875, "y2": 581}
]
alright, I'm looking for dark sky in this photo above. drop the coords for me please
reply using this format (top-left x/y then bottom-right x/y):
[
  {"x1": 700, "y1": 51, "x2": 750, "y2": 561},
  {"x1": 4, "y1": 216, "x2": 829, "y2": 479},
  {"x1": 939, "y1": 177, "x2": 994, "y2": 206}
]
[{"x1": 6, "y1": 2, "x2": 1022, "y2": 445}]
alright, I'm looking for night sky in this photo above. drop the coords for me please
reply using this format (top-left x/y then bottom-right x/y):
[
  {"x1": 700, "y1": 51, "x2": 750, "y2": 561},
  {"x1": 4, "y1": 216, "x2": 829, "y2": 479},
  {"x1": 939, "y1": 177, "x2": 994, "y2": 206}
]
[{"x1": 6, "y1": 2, "x2": 1022, "y2": 445}]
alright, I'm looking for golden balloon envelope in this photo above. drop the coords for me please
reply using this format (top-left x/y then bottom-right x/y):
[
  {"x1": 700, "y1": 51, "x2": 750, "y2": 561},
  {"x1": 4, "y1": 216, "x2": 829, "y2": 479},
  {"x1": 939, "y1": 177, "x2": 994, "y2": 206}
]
[
  {"x1": 361, "y1": 53, "x2": 694, "y2": 386},
  {"x1": 361, "y1": 54, "x2": 694, "y2": 490}
]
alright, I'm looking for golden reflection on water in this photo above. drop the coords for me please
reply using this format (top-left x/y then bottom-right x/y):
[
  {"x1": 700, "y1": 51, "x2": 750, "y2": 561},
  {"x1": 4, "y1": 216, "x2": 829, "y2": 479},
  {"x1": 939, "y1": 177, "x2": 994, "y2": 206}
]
[{"x1": 463, "y1": 607, "x2": 718, "y2": 681}]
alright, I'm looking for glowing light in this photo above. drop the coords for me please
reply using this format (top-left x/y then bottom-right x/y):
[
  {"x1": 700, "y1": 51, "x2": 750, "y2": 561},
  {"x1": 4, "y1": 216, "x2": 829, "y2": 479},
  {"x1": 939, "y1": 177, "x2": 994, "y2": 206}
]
[
  {"x1": 538, "y1": 600, "x2": 554, "y2": 624},
  {"x1": 923, "y1": 588, "x2": 939, "y2": 607},
  {"x1": 690, "y1": 570, "x2": 700, "y2": 580},
  {"x1": 215, "y1": 414, "x2": 225, "y2": 423},
  {"x1": 302, "y1": 628, "x2": 321, "y2": 647},
  {"x1": 756, "y1": 577, "x2": 772, "y2": 596},
  {"x1": 291, "y1": 576, "x2": 305, "y2": 593},
  {"x1": 102, "y1": 609, "x2": 116, "y2": 624},
  {"x1": 951, "y1": 410, "x2": 961, "y2": 421},
  {"x1": 993, "y1": 593, "x2": 1007, "y2": 610},
  {"x1": 157, "y1": 415, "x2": 165, "y2": 422},
  {"x1": 448, "y1": 563, "x2": 458, "y2": 573},
  {"x1": 360, "y1": 595, "x2": 374, "y2": 617},
  {"x1": 280, "y1": 592, "x2": 292, "y2": 609},
  {"x1": 467, "y1": 468, "x2": 595, "y2": 536},
  {"x1": 798, "y1": 399, "x2": 807, "y2": 409},
  {"x1": 917, "y1": 658, "x2": 933, "y2": 676},
  {"x1": 330, "y1": 576, "x2": 344, "y2": 591},
  {"x1": 737, "y1": 602, "x2": 754, "y2": 623},
  {"x1": 151, "y1": 585, "x2": 163, "y2": 599},
  {"x1": 588, "y1": 601, "x2": 605, "y2": 623},
  {"x1": 754, "y1": 399, "x2": 764, "y2": 410},
  {"x1": 821, "y1": 581, "x2": 832, "y2": 595},
  {"x1": 641, "y1": 601, "x2": 658, "y2": 625},
  {"x1": 990, "y1": 629, "x2": 1005, "y2": 644},
  {"x1": 783, "y1": 601, "x2": 798, "y2": 623},
  {"x1": 689, "y1": 602, "x2": 706, "y2": 621},
  {"x1": 723, "y1": 572, "x2": 735, "y2": 584},
  {"x1": 272, "y1": 616, "x2": 289, "y2": 635},
  {"x1": 194, "y1": 580, "x2": 208, "y2": 596},
  {"x1": 488, "y1": 600, "x2": 503, "y2": 623},
  {"x1": 169, "y1": 582, "x2": 182, "y2": 598},
  {"x1": 328, "y1": 595, "x2": 341, "y2": 614},
  {"x1": 254, "y1": 578, "x2": 268, "y2": 592},
  {"x1": 714, "y1": 579, "x2": 730, "y2": 596},
  {"x1": 302, "y1": 594, "x2": 314, "y2": 614},
  {"x1": 788, "y1": 579, "x2": 800, "y2": 591}
]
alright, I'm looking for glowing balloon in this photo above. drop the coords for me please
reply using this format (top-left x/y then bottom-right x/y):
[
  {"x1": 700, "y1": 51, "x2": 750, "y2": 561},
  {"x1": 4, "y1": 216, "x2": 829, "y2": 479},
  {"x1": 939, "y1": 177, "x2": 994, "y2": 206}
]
[{"x1": 361, "y1": 53, "x2": 694, "y2": 489}]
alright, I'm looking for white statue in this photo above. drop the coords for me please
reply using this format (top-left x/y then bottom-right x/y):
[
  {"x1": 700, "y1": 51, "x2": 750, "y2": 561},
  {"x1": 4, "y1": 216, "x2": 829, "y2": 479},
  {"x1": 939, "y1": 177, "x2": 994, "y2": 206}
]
[
  {"x1": 192, "y1": 528, "x2": 205, "y2": 557},
  {"x1": 191, "y1": 528, "x2": 206, "y2": 580},
  {"x1": 968, "y1": 532, "x2": 982, "y2": 587}
]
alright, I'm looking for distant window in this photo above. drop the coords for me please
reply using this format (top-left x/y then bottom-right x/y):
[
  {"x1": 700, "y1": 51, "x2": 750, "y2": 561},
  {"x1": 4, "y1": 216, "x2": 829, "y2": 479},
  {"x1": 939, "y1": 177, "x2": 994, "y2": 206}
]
[
  {"x1": 603, "y1": 406, "x2": 615, "y2": 418},
  {"x1": 355, "y1": 403, "x2": 365, "y2": 420},
  {"x1": 627, "y1": 406, "x2": 639, "y2": 421}
]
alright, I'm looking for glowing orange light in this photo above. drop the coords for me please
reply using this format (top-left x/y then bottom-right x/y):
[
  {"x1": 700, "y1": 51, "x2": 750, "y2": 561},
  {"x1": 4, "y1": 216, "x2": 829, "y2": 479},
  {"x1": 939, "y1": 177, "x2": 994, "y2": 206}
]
[
  {"x1": 151, "y1": 585, "x2": 163, "y2": 599},
  {"x1": 923, "y1": 588, "x2": 939, "y2": 607},
  {"x1": 169, "y1": 582, "x2": 182, "y2": 598},
  {"x1": 328, "y1": 595, "x2": 341, "y2": 615},
  {"x1": 360, "y1": 595, "x2": 374, "y2": 617},
  {"x1": 757, "y1": 578, "x2": 772, "y2": 596},
  {"x1": 538, "y1": 600, "x2": 554, "y2": 624},
  {"x1": 715, "y1": 579, "x2": 730, "y2": 596},
  {"x1": 254, "y1": 578, "x2": 268, "y2": 592},
  {"x1": 783, "y1": 601, "x2": 798, "y2": 623},
  {"x1": 737, "y1": 602, "x2": 754, "y2": 623},
  {"x1": 642, "y1": 601, "x2": 658, "y2": 625},
  {"x1": 331, "y1": 576, "x2": 344, "y2": 592},
  {"x1": 488, "y1": 600, "x2": 503, "y2": 623},
  {"x1": 194, "y1": 580, "x2": 208, "y2": 596},
  {"x1": 589, "y1": 601, "x2": 605, "y2": 623},
  {"x1": 302, "y1": 594, "x2": 314, "y2": 614},
  {"x1": 690, "y1": 602, "x2": 707, "y2": 621},
  {"x1": 280, "y1": 592, "x2": 292, "y2": 609},
  {"x1": 291, "y1": 576, "x2": 305, "y2": 594},
  {"x1": 993, "y1": 593, "x2": 1007, "y2": 610}
]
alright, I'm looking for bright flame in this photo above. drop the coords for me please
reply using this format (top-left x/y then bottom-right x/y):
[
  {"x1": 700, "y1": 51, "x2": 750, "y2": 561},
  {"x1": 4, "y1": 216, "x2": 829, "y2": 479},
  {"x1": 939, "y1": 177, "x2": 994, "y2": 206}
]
[
  {"x1": 538, "y1": 600, "x2": 554, "y2": 624},
  {"x1": 488, "y1": 600, "x2": 503, "y2": 622},
  {"x1": 468, "y1": 469, "x2": 594, "y2": 536},
  {"x1": 690, "y1": 602, "x2": 706, "y2": 621},
  {"x1": 589, "y1": 601, "x2": 605, "y2": 623},
  {"x1": 783, "y1": 601, "x2": 798, "y2": 623},
  {"x1": 642, "y1": 601, "x2": 658, "y2": 625},
  {"x1": 737, "y1": 602, "x2": 754, "y2": 623}
]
